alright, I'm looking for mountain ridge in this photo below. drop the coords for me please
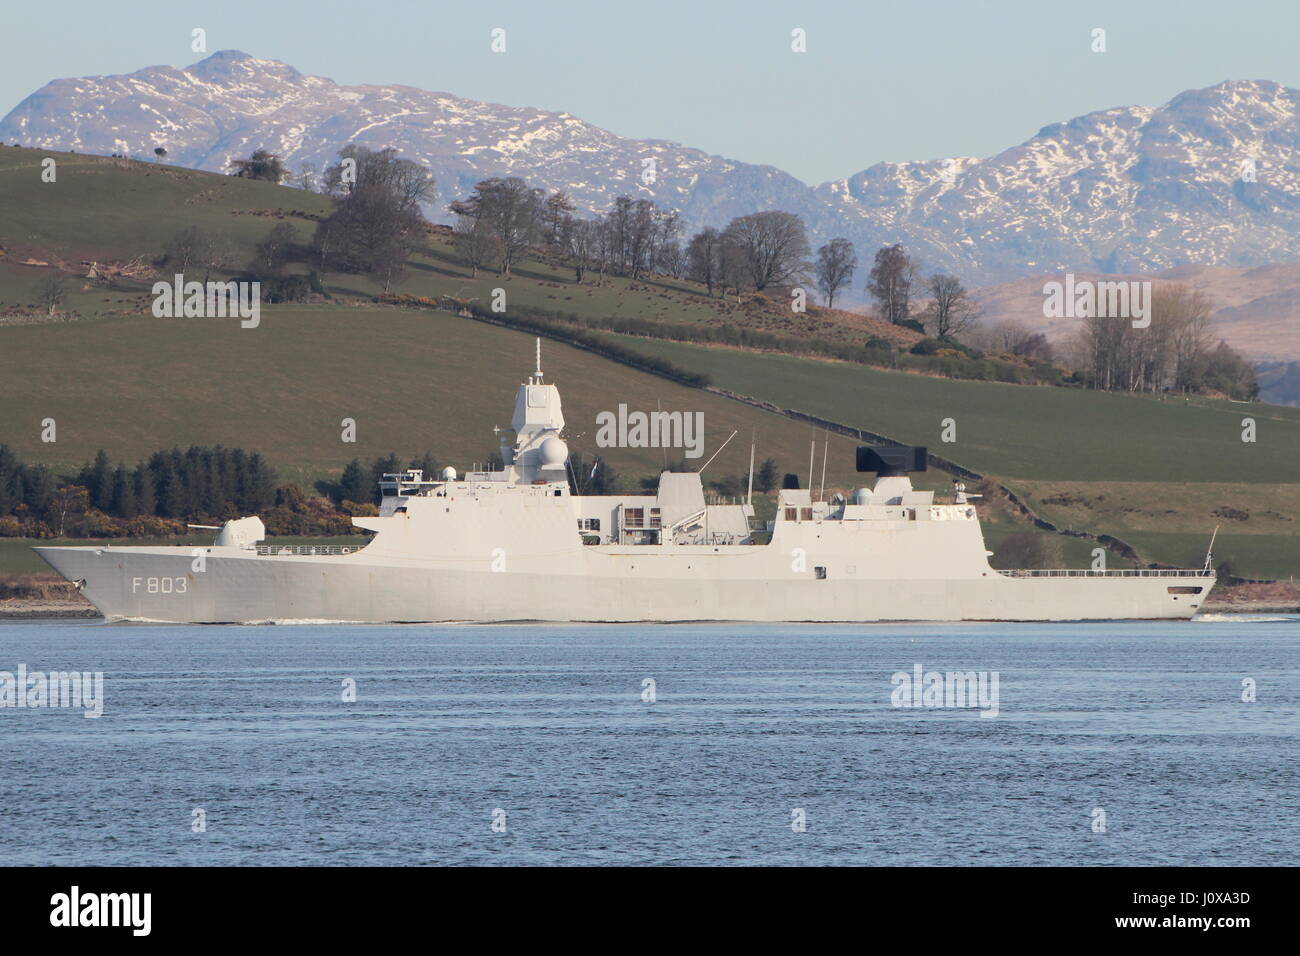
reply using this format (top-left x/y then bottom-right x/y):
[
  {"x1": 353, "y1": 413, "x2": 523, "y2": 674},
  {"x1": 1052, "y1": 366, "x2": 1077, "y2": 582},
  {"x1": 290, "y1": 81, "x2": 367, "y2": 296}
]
[{"x1": 4, "y1": 52, "x2": 1300, "y2": 288}]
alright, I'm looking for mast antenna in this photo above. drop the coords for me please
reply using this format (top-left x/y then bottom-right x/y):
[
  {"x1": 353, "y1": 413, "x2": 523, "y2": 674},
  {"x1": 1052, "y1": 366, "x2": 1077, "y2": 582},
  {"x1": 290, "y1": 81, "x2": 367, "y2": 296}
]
[
  {"x1": 745, "y1": 430, "x2": 756, "y2": 506},
  {"x1": 818, "y1": 433, "x2": 828, "y2": 503},
  {"x1": 535, "y1": 337, "x2": 542, "y2": 380},
  {"x1": 698, "y1": 429, "x2": 738, "y2": 475}
]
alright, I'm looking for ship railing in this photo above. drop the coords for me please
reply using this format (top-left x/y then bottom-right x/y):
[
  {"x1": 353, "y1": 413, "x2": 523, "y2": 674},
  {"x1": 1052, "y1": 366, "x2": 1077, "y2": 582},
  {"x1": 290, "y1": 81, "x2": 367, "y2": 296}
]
[
  {"x1": 999, "y1": 569, "x2": 1210, "y2": 578},
  {"x1": 253, "y1": 545, "x2": 359, "y2": 556}
]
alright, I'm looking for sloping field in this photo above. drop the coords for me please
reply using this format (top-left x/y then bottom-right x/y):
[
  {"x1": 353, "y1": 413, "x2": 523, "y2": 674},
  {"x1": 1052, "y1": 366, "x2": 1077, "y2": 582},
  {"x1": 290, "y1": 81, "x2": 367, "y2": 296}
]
[
  {"x1": 593, "y1": 335, "x2": 1300, "y2": 483},
  {"x1": 0, "y1": 305, "x2": 868, "y2": 491},
  {"x1": 0, "y1": 146, "x2": 903, "y2": 347}
]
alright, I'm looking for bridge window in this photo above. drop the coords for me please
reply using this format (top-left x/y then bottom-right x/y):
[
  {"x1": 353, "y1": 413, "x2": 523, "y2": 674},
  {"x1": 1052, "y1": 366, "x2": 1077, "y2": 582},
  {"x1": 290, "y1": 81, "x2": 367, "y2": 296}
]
[
  {"x1": 785, "y1": 507, "x2": 797, "y2": 521},
  {"x1": 626, "y1": 507, "x2": 645, "y2": 527},
  {"x1": 800, "y1": 508, "x2": 813, "y2": 521}
]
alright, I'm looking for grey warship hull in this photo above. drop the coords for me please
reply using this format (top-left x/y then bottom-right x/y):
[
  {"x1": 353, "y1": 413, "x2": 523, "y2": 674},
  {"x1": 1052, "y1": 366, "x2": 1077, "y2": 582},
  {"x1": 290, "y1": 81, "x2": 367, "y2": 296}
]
[
  {"x1": 36, "y1": 543, "x2": 1214, "y2": 624},
  {"x1": 35, "y1": 349, "x2": 1216, "y2": 624}
]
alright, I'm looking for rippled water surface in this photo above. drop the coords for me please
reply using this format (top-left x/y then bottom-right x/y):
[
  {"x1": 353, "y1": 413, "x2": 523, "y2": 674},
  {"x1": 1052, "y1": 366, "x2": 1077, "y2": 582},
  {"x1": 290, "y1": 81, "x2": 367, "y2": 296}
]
[{"x1": 1, "y1": 618, "x2": 1296, "y2": 865}]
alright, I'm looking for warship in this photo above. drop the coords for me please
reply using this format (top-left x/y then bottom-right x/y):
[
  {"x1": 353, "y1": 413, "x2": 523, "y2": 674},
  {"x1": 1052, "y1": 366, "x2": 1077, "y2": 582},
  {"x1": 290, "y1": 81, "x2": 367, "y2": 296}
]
[{"x1": 36, "y1": 344, "x2": 1216, "y2": 623}]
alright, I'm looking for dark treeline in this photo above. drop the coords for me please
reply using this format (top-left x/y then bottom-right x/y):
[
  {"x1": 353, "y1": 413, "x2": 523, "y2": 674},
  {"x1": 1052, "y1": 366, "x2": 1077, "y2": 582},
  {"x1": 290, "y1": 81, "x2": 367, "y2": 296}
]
[{"x1": 0, "y1": 444, "x2": 276, "y2": 537}]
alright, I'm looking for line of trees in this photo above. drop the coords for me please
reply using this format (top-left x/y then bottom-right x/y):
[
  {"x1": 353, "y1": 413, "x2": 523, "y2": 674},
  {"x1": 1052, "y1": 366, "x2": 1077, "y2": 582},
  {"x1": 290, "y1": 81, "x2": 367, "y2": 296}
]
[
  {"x1": 1069, "y1": 285, "x2": 1258, "y2": 398},
  {"x1": 223, "y1": 149, "x2": 1256, "y2": 402},
  {"x1": 0, "y1": 445, "x2": 278, "y2": 537}
]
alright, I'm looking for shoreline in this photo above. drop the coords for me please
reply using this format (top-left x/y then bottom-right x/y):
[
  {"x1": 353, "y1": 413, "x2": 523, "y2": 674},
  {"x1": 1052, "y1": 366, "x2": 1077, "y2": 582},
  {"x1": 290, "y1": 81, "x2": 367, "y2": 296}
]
[
  {"x1": 0, "y1": 598, "x2": 101, "y2": 619},
  {"x1": 1, "y1": 597, "x2": 1295, "y2": 622}
]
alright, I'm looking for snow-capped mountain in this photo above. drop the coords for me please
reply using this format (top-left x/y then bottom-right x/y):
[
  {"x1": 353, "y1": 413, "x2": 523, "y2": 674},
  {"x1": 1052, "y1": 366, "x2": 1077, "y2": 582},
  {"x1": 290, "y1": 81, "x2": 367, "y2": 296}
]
[{"x1": 3, "y1": 50, "x2": 1299, "y2": 286}]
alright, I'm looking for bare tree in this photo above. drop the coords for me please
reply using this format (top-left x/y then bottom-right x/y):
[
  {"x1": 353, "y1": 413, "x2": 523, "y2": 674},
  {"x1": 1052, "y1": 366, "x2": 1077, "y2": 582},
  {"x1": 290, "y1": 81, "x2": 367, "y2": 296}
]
[
  {"x1": 564, "y1": 218, "x2": 599, "y2": 284},
  {"x1": 721, "y1": 211, "x2": 810, "y2": 291},
  {"x1": 815, "y1": 238, "x2": 857, "y2": 309},
  {"x1": 293, "y1": 163, "x2": 318, "y2": 193},
  {"x1": 605, "y1": 196, "x2": 634, "y2": 274},
  {"x1": 449, "y1": 177, "x2": 542, "y2": 276},
  {"x1": 198, "y1": 233, "x2": 238, "y2": 284},
  {"x1": 369, "y1": 235, "x2": 408, "y2": 294},
  {"x1": 1164, "y1": 286, "x2": 1214, "y2": 392},
  {"x1": 252, "y1": 222, "x2": 298, "y2": 275},
  {"x1": 656, "y1": 239, "x2": 685, "y2": 278},
  {"x1": 867, "y1": 244, "x2": 918, "y2": 325},
  {"x1": 992, "y1": 319, "x2": 1035, "y2": 353},
  {"x1": 922, "y1": 274, "x2": 980, "y2": 340},
  {"x1": 164, "y1": 226, "x2": 206, "y2": 273},
  {"x1": 453, "y1": 215, "x2": 502, "y2": 278},
  {"x1": 48, "y1": 485, "x2": 88, "y2": 537},
  {"x1": 541, "y1": 191, "x2": 576, "y2": 247},
  {"x1": 323, "y1": 146, "x2": 435, "y2": 215},
  {"x1": 315, "y1": 178, "x2": 426, "y2": 277},
  {"x1": 37, "y1": 272, "x2": 68, "y2": 316},
  {"x1": 1074, "y1": 283, "x2": 1218, "y2": 394},
  {"x1": 686, "y1": 227, "x2": 724, "y2": 296},
  {"x1": 592, "y1": 218, "x2": 614, "y2": 287}
]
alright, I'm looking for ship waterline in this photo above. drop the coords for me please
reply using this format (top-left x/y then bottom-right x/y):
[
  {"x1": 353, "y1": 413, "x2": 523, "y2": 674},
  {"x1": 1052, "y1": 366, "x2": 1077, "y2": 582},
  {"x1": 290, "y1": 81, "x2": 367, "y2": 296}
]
[
  {"x1": 35, "y1": 345, "x2": 1215, "y2": 623},
  {"x1": 34, "y1": 544, "x2": 1213, "y2": 623}
]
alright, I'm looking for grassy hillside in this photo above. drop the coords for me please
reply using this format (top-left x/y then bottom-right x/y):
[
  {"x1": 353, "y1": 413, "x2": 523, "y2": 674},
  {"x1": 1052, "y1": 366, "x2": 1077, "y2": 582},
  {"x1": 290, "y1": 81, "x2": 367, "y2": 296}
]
[
  {"x1": 0, "y1": 146, "x2": 911, "y2": 346},
  {"x1": 0, "y1": 304, "x2": 871, "y2": 492},
  {"x1": 586, "y1": 335, "x2": 1300, "y2": 483},
  {"x1": 1, "y1": 145, "x2": 1296, "y2": 576},
  {"x1": 0, "y1": 148, "x2": 332, "y2": 260}
]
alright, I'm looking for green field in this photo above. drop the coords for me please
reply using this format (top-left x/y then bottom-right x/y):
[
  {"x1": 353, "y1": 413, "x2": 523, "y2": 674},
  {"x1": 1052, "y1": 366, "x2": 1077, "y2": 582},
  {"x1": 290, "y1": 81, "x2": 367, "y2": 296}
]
[
  {"x1": 590, "y1": 335, "x2": 1300, "y2": 483},
  {"x1": 0, "y1": 305, "x2": 877, "y2": 493},
  {"x1": 0, "y1": 146, "x2": 897, "y2": 345}
]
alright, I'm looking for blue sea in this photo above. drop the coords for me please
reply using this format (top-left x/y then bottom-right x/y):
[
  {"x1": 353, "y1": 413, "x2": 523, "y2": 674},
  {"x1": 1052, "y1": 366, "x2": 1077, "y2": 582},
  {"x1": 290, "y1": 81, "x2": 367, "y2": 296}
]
[{"x1": 0, "y1": 618, "x2": 1296, "y2": 866}]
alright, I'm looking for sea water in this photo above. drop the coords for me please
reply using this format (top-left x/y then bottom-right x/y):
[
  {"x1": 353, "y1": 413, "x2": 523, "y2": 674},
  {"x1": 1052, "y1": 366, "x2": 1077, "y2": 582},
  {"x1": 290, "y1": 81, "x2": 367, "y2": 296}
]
[{"x1": 0, "y1": 619, "x2": 1295, "y2": 866}]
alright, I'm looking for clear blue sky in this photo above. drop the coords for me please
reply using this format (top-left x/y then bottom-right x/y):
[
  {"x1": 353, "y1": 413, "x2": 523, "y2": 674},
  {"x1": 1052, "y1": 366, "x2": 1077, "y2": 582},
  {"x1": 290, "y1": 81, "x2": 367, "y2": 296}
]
[{"x1": 2, "y1": 0, "x2": 1296, "y2": 184}]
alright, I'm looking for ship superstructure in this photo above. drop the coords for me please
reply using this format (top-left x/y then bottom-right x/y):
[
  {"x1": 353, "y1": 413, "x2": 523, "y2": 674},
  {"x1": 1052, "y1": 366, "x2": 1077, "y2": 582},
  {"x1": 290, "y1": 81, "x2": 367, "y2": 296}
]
[{"x1": 36, "y1": 345, "x2": 1216, "y2": 623}]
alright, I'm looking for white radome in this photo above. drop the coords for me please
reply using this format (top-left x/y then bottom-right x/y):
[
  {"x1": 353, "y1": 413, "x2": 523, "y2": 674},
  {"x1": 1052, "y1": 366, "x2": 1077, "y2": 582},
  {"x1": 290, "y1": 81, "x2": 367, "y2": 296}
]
[{"x1": 540, "y1": 436, "x2": 568, "y2": 467}]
